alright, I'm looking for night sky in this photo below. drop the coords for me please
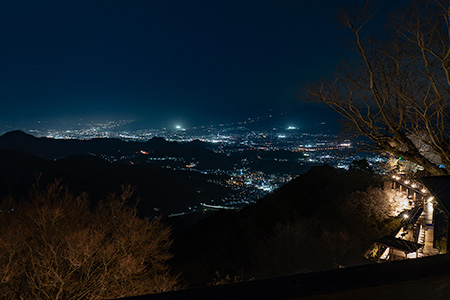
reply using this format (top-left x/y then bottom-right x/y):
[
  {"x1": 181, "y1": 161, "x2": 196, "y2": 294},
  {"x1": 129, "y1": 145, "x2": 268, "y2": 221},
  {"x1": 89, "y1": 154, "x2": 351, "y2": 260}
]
[{"x1": 0, "y1": 0, "x2": 410, "y2": 130}]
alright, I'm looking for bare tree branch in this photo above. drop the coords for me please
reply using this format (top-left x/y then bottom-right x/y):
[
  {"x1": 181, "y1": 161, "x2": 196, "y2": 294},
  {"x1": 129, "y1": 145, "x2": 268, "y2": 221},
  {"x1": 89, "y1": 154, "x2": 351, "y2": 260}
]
[
  {"x1": 0, "y1": 182, "x2": 179, "y2": 299},
  {"x1": 305, "y1": 0, "x2": 450, "y2": 176}
]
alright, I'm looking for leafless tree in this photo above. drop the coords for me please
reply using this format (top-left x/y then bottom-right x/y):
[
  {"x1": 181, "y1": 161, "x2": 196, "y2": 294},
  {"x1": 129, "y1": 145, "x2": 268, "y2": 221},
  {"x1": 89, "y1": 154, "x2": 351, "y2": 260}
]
[
  {"x1": 0, "y1": 182, "x2": 179, "y2": 300},
  {"x1": 343, "y1": 187, "x2": 399, "y2": 221},
  {"x1": 305, "y1": 0, "x2": 450, "y2": 175}
]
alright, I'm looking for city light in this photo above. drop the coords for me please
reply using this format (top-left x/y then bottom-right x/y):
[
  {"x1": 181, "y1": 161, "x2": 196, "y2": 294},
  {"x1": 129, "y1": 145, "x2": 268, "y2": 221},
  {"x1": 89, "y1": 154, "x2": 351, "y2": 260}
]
[{"x1": 14, "y1": 119, "x2": 391, "y2": 214}]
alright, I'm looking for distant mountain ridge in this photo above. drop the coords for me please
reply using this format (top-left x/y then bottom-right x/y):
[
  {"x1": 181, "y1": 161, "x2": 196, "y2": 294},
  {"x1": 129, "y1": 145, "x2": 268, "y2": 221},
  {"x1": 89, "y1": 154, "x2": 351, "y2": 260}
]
[
  {"x1": 0, "y1": 130, "x2": 313, "y2": 176},
  {"x1": 0, "y1": 130, "x2": 222, "y2": 163},
  {"x1": 0, "y1": 149, "x2": 231, "y2": 218}
]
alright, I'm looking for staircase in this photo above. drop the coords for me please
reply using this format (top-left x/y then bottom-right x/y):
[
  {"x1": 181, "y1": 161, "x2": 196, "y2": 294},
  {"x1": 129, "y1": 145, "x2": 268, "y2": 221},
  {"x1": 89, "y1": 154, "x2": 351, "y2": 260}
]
[{"x1": 413, "y1": 223, "x2": 425, "y2": 257}]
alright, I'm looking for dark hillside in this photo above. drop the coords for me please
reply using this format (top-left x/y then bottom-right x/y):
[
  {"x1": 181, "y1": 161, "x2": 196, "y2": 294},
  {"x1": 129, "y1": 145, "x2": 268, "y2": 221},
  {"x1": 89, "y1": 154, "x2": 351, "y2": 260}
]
[
  {"x1": 0, "y1": 150, "x2": 231, "y2": 218},
  {"x1": 0, "y1": 130, "x2": 139, "y2": 159},
  {"x1": 0, "y1": 131, "x2": 312, "y2": 173},
  {"x1": 172, "y1": 165, "x2": 385, "y2": 287},
  {"x1": 0, "y1": 131, "x2": 228, "y2": 167}
]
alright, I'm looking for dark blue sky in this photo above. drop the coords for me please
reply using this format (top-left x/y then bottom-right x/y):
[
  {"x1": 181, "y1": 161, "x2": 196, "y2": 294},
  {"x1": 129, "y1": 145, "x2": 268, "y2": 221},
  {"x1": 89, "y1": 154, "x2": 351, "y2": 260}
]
[{"x1": 0, "y1": 0, "x2": 410, "y2": 130}]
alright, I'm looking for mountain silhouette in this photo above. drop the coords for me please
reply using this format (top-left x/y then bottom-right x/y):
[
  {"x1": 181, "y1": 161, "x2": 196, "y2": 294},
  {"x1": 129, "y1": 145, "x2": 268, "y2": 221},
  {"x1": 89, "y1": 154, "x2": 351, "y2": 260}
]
[
  {"x1": 0, "y1": 131, "x2": 231, "y2": 169},
  {"x1": 0, "y1": 149, "x2": 231, "y2": 218},
  {"x1": 0, "y1": 131, "x2": 312, "y2": 174},
  {"x1": 172, "y1": 165, "x2": 382, "y2": 286}
]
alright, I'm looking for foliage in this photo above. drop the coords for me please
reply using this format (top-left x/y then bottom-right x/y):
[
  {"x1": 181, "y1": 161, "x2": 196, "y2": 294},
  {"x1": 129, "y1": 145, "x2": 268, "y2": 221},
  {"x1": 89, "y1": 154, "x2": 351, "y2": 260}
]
[
  {"x1": 349, "y1": 159, "x2": 373, "y2": 173},
  {"x1": 305, "y1": 0, "x2": 450, "y2": 176},
  {"x1": 252, "y1": 218, "x2": 317, "y2": 277},
  {"x1": 436, "y1": 237, "x2": 448, "y2": 254},
  {"x1": 344, "y1": 187, "x2": 395, "y2": 221},
  {"x1": 0, "y1": 182, "x2": 178, "y2": 300},
  {"x1": 210, "y1": 271, "x2": 248, "y2": 286},
  {"x1": 382, "y1": 154, "x2": 425, "y2": 175}
]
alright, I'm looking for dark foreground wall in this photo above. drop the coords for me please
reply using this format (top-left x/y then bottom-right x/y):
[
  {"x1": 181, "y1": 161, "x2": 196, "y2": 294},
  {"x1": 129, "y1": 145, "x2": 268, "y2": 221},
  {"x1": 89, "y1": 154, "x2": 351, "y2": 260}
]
[{"x1": 118, "y1": 254, "x2": 450, "y2": 300}]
